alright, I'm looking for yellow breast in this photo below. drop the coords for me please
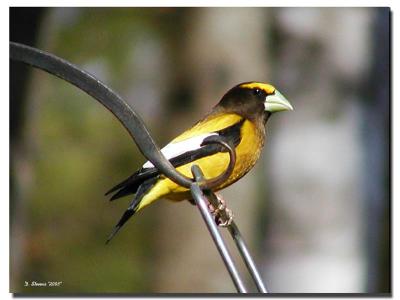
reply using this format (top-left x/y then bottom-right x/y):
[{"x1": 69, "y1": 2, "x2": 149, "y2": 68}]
[
  {"x1": 220, "y1": 119, "x2": 264, "y2": 188},
  {"x1": 136, "y1": 115, "x2": 265, "y2": 210}
]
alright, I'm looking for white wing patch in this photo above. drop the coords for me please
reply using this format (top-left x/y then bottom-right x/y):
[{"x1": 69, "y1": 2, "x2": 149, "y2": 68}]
[{"x1": 142, "y1": 133, "x2": 218, "y2": 169}]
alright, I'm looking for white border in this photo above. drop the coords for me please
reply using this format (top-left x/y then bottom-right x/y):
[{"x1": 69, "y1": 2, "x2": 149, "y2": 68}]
[
  {"x1": 2, "y1": 2, "x2": 398, "y2": 300},
  {"x1": 6, "y1": 0, "x2": 396, "y2": 7}
]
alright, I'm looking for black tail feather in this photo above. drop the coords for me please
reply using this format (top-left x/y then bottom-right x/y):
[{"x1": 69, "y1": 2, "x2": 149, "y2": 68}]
[
  {"x1": 109, "y1": 185, "x2": 137, "y2": 201},
  {"x1": 105, "y1": 209, "x2": 134, "y2": 244},
  {"x1": 105, "y1": 168, "x2": 159, "y2": 201},
  {"x1": 105, "y1": 171, "x2": 140, "y2": 196},
  {"x1": 105, "y1": 177, "x2": 158, "y2": 244}
]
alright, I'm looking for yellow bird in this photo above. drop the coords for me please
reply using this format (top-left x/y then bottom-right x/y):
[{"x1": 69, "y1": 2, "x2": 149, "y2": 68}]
[{"x1": 105, "y1": 82, "x2": 293, "y2": 243}]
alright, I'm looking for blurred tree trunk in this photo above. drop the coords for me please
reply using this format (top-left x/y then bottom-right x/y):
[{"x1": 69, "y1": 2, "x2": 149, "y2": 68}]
[
  {"x1": 260, "y1": 8, "x2": 374, "y2": 292},
  {"x1": 10, "y1": 8, "x2": 46, "y2": 291},
  {"x1": 152, "y1": 8, "x2": 271, "y2": 292},
  {"x1": 362, "y1": 8, "x2": 390, "y2": 293}
]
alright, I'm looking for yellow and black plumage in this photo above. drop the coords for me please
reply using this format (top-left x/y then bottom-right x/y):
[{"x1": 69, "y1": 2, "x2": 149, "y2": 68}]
[{"x1": 105, "y1": 82, "x2": 293, "y2": 243}]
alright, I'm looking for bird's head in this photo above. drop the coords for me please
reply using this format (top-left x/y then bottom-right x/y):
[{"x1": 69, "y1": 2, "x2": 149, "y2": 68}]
[{"x1": 218, "y1": 81, "x2": 293, "y2": 122}]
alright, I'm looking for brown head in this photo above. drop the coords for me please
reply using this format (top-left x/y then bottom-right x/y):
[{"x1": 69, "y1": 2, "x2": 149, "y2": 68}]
[{"x1": 216, "y1": 81, "x2": 293, "y2": 124}]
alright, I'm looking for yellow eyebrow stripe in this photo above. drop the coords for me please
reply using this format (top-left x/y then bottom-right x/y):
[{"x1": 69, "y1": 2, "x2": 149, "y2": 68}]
[{"x1": 239, "y1": 82, "x2": 276, "y2": 94}]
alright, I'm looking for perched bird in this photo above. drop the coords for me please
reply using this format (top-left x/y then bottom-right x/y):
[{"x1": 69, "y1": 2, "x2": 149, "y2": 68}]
[{"x1": 105, "y1": 82, "x2": 293, "y2": 243}]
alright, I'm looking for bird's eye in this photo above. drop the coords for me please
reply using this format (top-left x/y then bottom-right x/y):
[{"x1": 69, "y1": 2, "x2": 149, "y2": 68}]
[{"x1": 253, "y1": 88, "x2": 262, "y2": 96}]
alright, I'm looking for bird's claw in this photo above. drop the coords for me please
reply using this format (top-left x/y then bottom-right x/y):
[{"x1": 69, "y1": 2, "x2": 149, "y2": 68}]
[
  {"x1": 207, "y1": 194, "x2": 233, "y2": 227},
  {"x1": 215, "y1": 207, "x2": 233, "y2": 227},
  {"x1": 208, "y1": 202, "x2": 216, "y2": 215}
]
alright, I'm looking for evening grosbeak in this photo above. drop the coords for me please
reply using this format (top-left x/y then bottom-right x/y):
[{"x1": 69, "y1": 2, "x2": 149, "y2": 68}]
[{"x1": 105, "y1": 82, "x2": 293, "y2": 243}]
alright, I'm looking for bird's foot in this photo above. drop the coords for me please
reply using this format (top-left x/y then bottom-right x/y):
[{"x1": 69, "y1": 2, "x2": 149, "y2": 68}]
[
  {"x1": 208, "y1": 202, "x2": 216, "y2": 214},
  {"x1": 215, "y1": 206, "x2": 233, "y2": 227},
  {"x1": 209, "y1": 193, "x2": 234, "y2": 227}
]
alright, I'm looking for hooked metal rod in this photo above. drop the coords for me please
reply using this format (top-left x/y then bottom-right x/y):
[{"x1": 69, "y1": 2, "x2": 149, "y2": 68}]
[
  {"x1": 10, "y1": 41, "x2": 234, "y2": 190},
  {"x1": 191, "y1": 165, "x2": 247, "y2": 293},
  {"x1": 10, "y1": 41, "x2": 268, "y2": 293}
]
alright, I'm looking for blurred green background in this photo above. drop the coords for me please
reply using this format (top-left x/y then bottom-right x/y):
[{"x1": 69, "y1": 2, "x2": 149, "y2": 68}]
[{"x1": 10, "y1": 7, "x2": 390, "y2": 293}]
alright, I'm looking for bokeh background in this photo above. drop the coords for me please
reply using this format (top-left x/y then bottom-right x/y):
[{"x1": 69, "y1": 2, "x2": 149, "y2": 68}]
[{"x1": 10, "y1": 7, "x2": 390, "y2": 293}]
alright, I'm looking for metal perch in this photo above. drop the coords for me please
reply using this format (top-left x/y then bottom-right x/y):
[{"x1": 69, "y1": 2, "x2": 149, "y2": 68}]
[{"x1": 10, "y1": 41, "x2": 268, "y2": 293}]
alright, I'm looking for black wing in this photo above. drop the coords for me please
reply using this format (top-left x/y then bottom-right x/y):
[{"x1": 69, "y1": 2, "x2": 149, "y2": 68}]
[{"x1": 105, "y1": 118, "x2": 244, "y2": 201}]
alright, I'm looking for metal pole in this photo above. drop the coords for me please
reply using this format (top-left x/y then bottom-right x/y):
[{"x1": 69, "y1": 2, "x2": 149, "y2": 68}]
[
  {"x1": 228, "y1": 222, "x2": 268, "y2": 293},
  {"x1": 204, "y1": 190, "x2": 268, "y2": 293},
  {"x1": 191, "y1": 166, "x2": 247, "y2": 293}
]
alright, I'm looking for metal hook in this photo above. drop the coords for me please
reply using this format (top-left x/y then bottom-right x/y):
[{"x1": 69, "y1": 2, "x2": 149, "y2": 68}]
[
  {"x1": 10, "y1": 41, "x2": 267, "y2": 293},
  {"x1": 10, "y1": 41, "x2": 194, "y2": 189},
  {"x1": 198, "y1": 135, "x2": 236, "y2": 190}
]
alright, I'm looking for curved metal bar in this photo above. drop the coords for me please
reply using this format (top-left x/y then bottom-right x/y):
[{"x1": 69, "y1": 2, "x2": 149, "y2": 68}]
[
  {"x1": 199, "y1": 136, "x2": 236, "y2": 190},
  {"x1": 10, "y1": 41, "x2": 194, "y2": 188},
  {"x1": 191, "y1": 165, "x2": 247, "y2": 293},
  {"x1": 10, "y1": 41, "x2": 237, "y2": 192},
  {"x1": 10, "y1": 41, "x2": 261, "y2": 293}
]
